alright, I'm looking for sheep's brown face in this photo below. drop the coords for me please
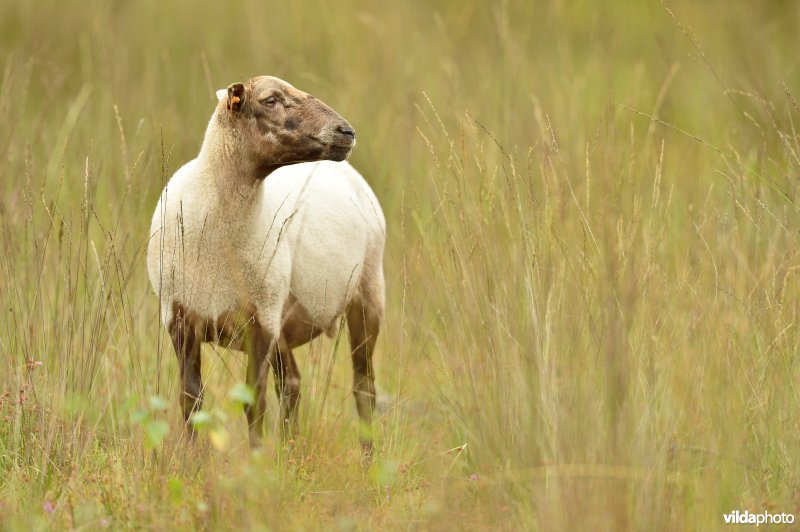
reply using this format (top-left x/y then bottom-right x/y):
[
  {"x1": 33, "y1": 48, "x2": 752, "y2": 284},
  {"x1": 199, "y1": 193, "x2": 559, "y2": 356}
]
[{"x1": 220, "y1": 76, "x2": 356, "y2": 175}]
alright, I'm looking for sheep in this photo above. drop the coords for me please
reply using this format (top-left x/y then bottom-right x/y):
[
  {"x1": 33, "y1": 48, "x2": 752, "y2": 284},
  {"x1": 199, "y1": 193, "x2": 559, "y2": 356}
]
[{"x1": 146, "y1": 76, "x2": 386, "y2": 451}]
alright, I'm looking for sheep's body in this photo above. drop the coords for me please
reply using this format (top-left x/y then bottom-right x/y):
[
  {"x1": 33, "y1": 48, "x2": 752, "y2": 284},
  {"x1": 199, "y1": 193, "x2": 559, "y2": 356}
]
[{"x1": 147, "y1": 157, "x2": 385, "y2": 346}]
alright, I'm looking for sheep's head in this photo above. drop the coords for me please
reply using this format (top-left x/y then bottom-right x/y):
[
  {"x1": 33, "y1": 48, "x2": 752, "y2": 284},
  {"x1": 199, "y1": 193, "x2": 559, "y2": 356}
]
[{"x1": 216, "y1": 76, "x2": 356, "y2": 175}]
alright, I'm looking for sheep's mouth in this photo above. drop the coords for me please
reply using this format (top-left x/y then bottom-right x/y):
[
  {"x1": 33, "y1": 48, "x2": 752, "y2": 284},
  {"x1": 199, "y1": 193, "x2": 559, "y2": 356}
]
[
  {"x1": 300, "y1": 134, "x2": 353, "y2": 162},
  {"x1": 306, "y1": 134, "x2": 356, "y2": 150}
]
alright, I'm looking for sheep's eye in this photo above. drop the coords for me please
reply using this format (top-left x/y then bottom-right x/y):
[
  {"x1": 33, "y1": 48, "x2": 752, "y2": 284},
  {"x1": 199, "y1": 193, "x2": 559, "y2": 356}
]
[{"x1": 262, "y1": 96, "x2": 278, "y2": 106}]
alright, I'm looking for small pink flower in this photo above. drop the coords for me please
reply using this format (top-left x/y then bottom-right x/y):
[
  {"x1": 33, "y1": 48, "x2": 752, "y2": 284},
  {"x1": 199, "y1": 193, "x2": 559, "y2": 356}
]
[
  {"x1": 43, "y1": 501, "x2": 56, "y2": 514},
  {"x1": 469, "y1": 473, "x2": 479, "y2": 481}
]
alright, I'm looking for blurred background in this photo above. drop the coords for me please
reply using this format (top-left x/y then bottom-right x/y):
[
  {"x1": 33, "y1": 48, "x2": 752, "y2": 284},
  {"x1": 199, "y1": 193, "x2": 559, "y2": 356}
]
[{"x1": 2, "y1": 0, "x2": 800, "y2": 529}]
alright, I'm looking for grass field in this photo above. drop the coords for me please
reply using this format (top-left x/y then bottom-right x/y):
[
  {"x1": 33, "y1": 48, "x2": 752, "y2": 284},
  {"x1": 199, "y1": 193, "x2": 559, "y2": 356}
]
[{"x1": 2, "y1": 0, "x2": 800, "y2": 529}]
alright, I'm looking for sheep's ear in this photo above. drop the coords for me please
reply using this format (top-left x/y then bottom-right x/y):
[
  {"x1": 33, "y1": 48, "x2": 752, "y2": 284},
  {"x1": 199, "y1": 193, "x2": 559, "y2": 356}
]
[{"x1": 226, "y1": 82, "x2": 246, "y2": 113}]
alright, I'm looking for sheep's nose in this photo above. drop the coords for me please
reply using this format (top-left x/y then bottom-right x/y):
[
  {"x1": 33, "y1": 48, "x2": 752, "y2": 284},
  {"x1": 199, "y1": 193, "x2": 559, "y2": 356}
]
[{"x1": 337, "y1": 124, "x2": 355, "y2": 139}]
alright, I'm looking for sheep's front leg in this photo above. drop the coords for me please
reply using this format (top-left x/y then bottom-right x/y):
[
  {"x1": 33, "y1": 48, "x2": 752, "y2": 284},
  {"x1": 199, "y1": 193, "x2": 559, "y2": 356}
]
[
  {"x1": 169, "y1": 306, "x2": 203, "y2": 437},
  {"x1": 245, "y1": 325, "x2": 272, "y2": 447},
  {"x1": 347, "y1": 301, "x2": 381, "y2": 454},
  {"x1": 270, "y1": 340, "x2": 301, "y2": 441}
]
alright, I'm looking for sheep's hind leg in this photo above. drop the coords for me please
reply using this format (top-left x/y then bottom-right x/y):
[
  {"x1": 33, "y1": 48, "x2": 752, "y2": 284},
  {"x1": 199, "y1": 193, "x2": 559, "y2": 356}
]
[
  {"x1": 347, "y1": 299, "x2": 381, "y2": 454},
  {"x1": 270, "y1": 339, "x2": 301, "y2": 441},
  {"x1": 169, "y1": 305, "x2": 203, "y2": 438},
  {"x1": 244, "y1": 324, "x2": 273, "y2": 448}
]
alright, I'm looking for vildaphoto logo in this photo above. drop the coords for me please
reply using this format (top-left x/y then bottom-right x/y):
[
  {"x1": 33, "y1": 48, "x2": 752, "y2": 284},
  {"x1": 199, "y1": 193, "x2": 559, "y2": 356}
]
[{"x1": 723, "y1": 510, "x2": 795, "y2": 526}]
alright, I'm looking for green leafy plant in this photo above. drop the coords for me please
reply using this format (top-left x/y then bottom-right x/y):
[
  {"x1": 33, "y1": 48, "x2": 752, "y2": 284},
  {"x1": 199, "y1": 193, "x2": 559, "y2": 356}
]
[{"x1": 130, "y1": 395, "x2": 170, "y2": 449}]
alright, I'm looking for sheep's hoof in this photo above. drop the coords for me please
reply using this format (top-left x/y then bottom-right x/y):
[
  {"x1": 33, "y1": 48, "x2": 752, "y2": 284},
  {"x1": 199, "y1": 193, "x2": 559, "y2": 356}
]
[{"x1": 359, "y1": 439, "x2": 375, "y2": 465}]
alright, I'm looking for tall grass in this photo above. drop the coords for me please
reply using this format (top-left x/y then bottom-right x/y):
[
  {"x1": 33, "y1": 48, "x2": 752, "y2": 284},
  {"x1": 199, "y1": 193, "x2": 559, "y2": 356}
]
[{"x1": 2, "y1": 0, "x2": 800, "y2": 529}]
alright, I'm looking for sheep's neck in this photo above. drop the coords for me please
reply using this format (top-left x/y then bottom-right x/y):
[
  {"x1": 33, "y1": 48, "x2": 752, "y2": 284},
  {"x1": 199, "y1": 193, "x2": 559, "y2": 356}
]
[{"x1": 197, "y1": 115, "x2": 274, "y2": 206}]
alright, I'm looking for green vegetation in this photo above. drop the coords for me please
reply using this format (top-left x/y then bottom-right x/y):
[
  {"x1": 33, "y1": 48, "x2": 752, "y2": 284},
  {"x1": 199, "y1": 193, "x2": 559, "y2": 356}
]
[{"x1": 2, "y1": 0, "x2": 800, "y2": 529}]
